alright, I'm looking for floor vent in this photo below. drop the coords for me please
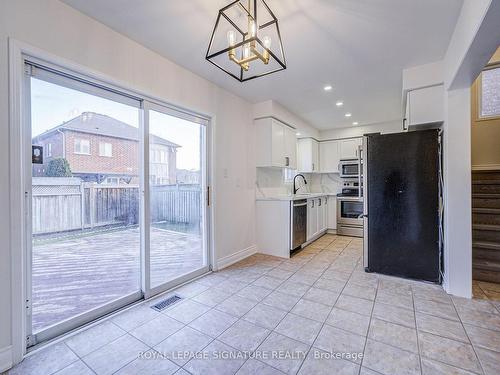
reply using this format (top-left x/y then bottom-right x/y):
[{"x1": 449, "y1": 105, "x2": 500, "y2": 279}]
[{"x1": 151, "y1": 295, "x2": 182, "y2": 312}]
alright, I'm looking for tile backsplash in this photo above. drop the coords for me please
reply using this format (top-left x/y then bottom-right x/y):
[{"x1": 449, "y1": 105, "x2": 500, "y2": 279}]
[{"x1": 256, "y1": 168, "x2": 341, "y2": 198}]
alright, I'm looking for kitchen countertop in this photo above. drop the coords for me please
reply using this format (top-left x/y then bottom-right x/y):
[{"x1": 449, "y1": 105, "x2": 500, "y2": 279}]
[{"x1": 255, "y1": 193, "x2": 337, "y2": 201}]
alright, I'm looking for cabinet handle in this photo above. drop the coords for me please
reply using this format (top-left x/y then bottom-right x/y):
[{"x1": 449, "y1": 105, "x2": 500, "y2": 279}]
[
  {"x1": 318, "y1": 198, "x2": 322, "y2": 206},
  {"x1": 312, "y1": 163, "x2": 315, "y2": 171},
  {"x1": 403, "y1": 118, "x2": 408, "y2": 131},
  {"x1": 285, "y1": 156, "x2": 289, "y2": 167},
  {"x1": 311, "y1": 200, "x2": 315, "y2": 208}
]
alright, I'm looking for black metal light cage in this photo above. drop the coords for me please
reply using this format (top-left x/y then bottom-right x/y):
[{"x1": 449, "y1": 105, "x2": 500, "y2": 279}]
[{"x1": 205, "y1": 0, "x2": 286, "y2": 82}]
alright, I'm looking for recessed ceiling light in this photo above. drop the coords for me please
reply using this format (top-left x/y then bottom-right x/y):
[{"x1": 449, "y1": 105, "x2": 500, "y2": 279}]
[
  {"x1": 345, "y1": 113, "x2": 352, "y2": 118},
  {"x1": 335, "y1": 101, "x2": 344, "y2": 107},
  {"x1": 296, "y1": 132, "x2": 301, "y2": 136},
  {"x1": 352, "y1": 122, "x2": 359, "y2": 125},
  {"x1": 324, "y1": 85, "x2": 333, "y2": 91}
]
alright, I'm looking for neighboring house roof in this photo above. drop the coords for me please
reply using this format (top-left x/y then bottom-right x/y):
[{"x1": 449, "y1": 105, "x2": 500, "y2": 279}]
[{"x1": 34, "y1": 112, "x2": 180, "y2": 148}]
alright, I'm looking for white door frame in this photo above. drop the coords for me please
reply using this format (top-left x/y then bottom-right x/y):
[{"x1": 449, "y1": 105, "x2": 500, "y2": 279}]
[{"x1": 8, "y1": 39, "x2": 214, "y2": 362}]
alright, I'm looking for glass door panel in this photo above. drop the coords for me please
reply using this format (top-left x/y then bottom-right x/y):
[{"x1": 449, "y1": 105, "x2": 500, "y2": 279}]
[
  {"x1": 148, "y1": 108, "x2": 208, "y2": 289},
  {"x1": 29, "y1": 67, "x2": 142, "y2": 337}
]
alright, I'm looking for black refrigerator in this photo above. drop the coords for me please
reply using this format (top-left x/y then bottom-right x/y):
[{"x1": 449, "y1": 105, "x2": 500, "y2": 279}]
[{"x1": 362, "y1": 129, "x2": 441, "y2": 283}]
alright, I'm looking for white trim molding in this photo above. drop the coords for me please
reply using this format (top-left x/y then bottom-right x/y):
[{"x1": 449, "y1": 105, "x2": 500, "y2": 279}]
[
  {"x1": 215, "y1": 245, "x2": 257, "y2": 271},
  {"x1": 0, "y1": 346, "x2": 13, "y2": 373},
  {"x1": 472, "y1": 164, "x2": 500, "y2": 171}
]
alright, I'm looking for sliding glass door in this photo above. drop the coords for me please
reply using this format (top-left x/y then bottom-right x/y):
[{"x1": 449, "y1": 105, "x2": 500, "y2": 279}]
[
  {"x1": 25, "y1": 62, "x2": 210, "y2": 346},
  {"x1": 146, "y1": 104, "x2": 209, "y2": 294}
]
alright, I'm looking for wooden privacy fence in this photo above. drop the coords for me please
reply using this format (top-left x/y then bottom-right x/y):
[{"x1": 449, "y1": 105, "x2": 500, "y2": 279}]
[{"x1": 32, "y1": 177, "x2": 201, "y2": 235}]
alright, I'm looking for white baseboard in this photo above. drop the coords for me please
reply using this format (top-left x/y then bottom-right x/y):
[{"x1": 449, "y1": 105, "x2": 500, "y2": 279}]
[
  {"x1": 327, "y1": 229, "x2": 337, "y2": 234},
  {"x1": 472, "y1": 164, "x2": 500, "y2": 171},
  {"x1": 216, "y1": 245, "x2": 257, "y2": 271},
  {"x1": 0, "y1": 346, "x2": 13, "y2": 373}
]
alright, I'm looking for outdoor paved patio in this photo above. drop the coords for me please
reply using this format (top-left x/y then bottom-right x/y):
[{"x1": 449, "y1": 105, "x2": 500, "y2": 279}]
[{"x1": 32, "y1": 226, "x2": 203, "y2": 332}]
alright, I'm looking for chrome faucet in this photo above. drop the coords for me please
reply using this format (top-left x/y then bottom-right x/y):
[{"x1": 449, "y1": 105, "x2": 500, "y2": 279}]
[{"x1": 293, "y1": 174, "x2": 308, "y2": 195}]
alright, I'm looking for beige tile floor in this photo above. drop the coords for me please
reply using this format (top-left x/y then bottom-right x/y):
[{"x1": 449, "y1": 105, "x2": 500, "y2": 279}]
[{"x1": 8, "y1": 234, "x2": 500, "y2": 375}]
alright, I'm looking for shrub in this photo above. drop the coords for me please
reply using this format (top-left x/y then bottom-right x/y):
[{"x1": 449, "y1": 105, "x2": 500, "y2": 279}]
[{"x1": 46, "y1": 158, "x2": 72, "y2": 177}]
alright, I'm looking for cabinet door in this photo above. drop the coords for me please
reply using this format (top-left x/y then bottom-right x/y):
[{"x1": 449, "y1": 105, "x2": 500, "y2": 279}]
[
  {"x1": 297, "y1": 139, "x2": 310, "y2": 172},
  {"x1": 284, "y1": 126, "x2": 297, "y2": 169},
  {"x1": 319, "y1": 141, "x2": 340, "y2": 173},
  {"x1": 311, "y1": 140, "x2": 319, "y2": 172},
  {"x1": 317, "y1": 198, "x2": 325, "y2": 234},
  {"x1": 271, "y1": 120, "x2": 285, "y2": 167},
  {"x1": 408, "y1": 85, "x2": 444, "y2": 126},
  {"x1": 339, "y1": 138, "x2": 362, "y2": 160},
  {"x1": 327, "y1": 196, "x2": 337, "y2": 230},
  {"x1": 307, "y1": 199, "x2": 317, "y2": 241},
  {"x1": 322, "y1": 197, "x2": 328, "y2": 231}
]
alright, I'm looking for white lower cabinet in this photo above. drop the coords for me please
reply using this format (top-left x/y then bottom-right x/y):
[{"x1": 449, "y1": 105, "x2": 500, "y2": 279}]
[
  {"x1": 256, "y1": 200, "x2": 291, "y2": 258},
  {"x1": 327, "y1": 196, "x2": 337, "y2": 230},
  {"x1": 318, "y1": 197, "x2": 327, "y2": 233},
  {"x1": 307, "y1": 198, "x2": 318, "y2": 241},
  {"x1": 307, "y1": 196, "x2": 328, "y2": 241}
]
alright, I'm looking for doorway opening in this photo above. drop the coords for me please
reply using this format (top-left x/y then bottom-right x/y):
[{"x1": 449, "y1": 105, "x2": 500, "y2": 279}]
[{"x1": 470, "y1": 46, "x2": 500, "y2": 300}]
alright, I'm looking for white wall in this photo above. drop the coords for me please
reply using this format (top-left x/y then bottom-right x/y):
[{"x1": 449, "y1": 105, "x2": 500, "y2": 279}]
[
  {"x1": 442, "y1": 88, "x2": 472, "y2": 297},
  {"x1": 254, "y1": 100, "x2": 320, "y2": 139},
  {"x1": 0, "y1": 0, "x2": 256, "y2": 368},
  {"x1": 319, "y1": 120, "x2": 402, "y2": 140}
]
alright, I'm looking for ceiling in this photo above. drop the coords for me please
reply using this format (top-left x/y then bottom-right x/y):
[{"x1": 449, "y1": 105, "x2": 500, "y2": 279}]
[{"x1": 61, "y1": 0, "x2": 463, "y2": 130}]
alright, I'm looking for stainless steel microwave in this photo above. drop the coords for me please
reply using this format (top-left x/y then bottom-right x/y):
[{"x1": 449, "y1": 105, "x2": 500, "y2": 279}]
[{"x1": 339, "y1": 159, "x2": 362, "y2": 178}]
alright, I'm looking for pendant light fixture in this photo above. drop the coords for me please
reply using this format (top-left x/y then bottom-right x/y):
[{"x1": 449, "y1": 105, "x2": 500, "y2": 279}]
[{"x1": 206, "y1": 0, "x2": 286, "y2": 82}]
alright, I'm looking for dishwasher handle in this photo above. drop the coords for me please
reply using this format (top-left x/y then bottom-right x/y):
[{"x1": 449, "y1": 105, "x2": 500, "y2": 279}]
[{"x1": 293, "y1": 202, "x2": 307, "y2": 207}]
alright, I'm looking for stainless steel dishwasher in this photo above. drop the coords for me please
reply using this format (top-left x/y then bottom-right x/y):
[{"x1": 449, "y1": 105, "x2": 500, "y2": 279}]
[{"x1": 291, "y1": 199, "x2": 307, "y2": 250}]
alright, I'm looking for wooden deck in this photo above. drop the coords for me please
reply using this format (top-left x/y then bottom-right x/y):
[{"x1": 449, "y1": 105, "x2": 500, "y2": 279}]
[{"x1": 32, "y1": 226, "x2": 203, "y2": 332}]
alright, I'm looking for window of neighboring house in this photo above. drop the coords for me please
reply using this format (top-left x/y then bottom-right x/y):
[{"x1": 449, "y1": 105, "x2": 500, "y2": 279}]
[
  {"x1": 99, "y1": 142, "x2": 113, "y2": 157},
  {"x1": 104, "y1": 177, "x2": 119, "y2": 184},
  {"x1": 74, "y1": 138, "x2": 90, "y2": 154},
  {"x1": 479, "y1": 65, "x2": 500, "y2": 119},
  {"x1": 45, "y1": 143, "x2": 52, "y2": 157},
  {"x1": 159, "y1": 150, "x2": 166, "y2": 163}
]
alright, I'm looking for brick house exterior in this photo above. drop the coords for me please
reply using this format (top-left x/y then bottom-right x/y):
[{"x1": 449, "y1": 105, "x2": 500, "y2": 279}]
[{"x1": 32, "y1": 112, "x2": 179, "y2": 184}]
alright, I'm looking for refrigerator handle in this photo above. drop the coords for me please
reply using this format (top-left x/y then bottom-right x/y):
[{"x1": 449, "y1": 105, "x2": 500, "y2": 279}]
[
  {"x1": 358, "y1": 145, "x2": 362, "y2": 198},
  {"x1": 362, "y1": 137, "x2": 369, "y2": 270}
]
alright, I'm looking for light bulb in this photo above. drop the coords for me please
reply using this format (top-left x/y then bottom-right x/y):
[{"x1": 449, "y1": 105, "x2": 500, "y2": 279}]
[
  {"x1": 243, "y1": 45, "x2": 250, "y2": 59},
  {"x1": 345, "y1": 113, "x2": 352, "y2": 118},
  {"x1": 227, "y1": 30, "x2": 236, "y2": 46},
  {"x1": 249, "y1": 21, "x2": 256, "y2": 37},
  {"x1": 263, "y1": 36, "x2": 272, "y2": 49}
]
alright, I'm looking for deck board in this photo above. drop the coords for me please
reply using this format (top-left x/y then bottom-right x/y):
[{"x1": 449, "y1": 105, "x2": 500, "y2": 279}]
[{"x1": 32, "y1": 226, "x2": 203, "y2": 332}]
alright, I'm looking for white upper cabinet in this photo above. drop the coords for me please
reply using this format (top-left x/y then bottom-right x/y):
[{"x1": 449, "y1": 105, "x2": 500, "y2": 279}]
[
  {"x1": 319, "y1": 140, "x2": 340, "y2": 173},
  {"x1": 339, "y1": 138, "x2": 362, "y2": 160},
  {"x1": 255, "y1": 118, "x2": 297, "y2": 168},
  {"x1": 297, "y1": 138, "x2": 319, "y2": 173},
  {"x1": 405, "y1": 85, "x2": 444, "y2": 129},
  {"x1": 284, "y1": 126, "x2": 297, "y2": 169},
  {"x1": 270, "y1": 120, "x2": 285, "y2": 167}
]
